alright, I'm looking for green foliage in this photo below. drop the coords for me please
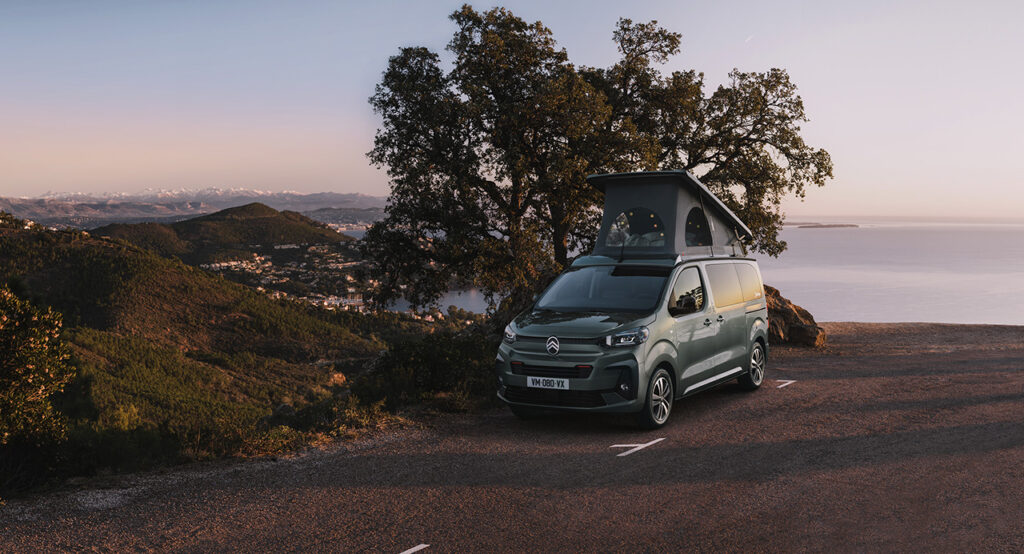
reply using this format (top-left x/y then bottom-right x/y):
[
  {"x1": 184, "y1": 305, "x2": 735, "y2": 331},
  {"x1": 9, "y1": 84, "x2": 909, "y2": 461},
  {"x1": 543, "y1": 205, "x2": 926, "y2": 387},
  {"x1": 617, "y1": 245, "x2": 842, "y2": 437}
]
[
  {"x1": 0, "y1": 287, "x2": 75, "y2": 445},
  {"x1": 352, "y1": 324, "x2": 499, "y2": 411},
  {"x1": 0, "y1": 215, "x2": 489, "y2": 496},
  {"x1": 0, "y1": 225, "x2": 391, "y2": 495},
  {"x1": 363, "y1": 6, "x2": 833, "y2": 311},
  {"x1": 0, "y1": 211, "x2": 27, "y2": 229},
  {"x1": 67, "y1": 328, "x2": 272, "y2": 433}
]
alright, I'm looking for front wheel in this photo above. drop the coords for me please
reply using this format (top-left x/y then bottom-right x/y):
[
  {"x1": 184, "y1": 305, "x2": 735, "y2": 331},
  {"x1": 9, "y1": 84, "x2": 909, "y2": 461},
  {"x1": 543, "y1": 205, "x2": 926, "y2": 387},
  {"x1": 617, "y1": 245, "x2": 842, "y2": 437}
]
[
  {"x1": 636, "y1": 368, "x2": 674, "y2": 430},
  {"x1": 738, "y1": 342, "x2": 766, "y2": 391}
]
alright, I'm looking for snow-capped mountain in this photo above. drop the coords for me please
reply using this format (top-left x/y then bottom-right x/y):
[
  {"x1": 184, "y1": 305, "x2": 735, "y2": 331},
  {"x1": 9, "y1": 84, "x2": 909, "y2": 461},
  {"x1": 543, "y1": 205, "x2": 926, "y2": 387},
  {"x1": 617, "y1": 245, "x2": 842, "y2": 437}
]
[{"x1": 0, "y1": 189, "x2": 387, "y2": 228}]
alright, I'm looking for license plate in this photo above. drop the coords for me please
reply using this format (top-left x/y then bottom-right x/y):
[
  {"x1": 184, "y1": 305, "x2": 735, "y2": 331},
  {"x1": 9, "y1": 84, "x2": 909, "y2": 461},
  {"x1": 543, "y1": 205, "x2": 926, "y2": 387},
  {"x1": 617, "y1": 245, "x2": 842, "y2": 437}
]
[{"x1": 526, "y1": 376, "x2": 569, "y2": 390}]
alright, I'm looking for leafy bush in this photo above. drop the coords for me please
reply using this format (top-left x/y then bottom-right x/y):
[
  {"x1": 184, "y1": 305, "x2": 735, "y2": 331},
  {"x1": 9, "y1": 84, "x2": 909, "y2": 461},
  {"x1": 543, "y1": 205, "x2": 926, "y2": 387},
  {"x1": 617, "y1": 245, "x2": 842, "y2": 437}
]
[
  {"x1": 0, "y1": 287, "x2": 77, "y2": 494},
  {"x1": 352, "y1": 324, "x2": 500, "y2": 411},
  {"x1": 0, "y1": 211, "x2": 26, "y2": 229},
  {"x1": 0, "y1": 287, "x2": 74, "y2": 445}
]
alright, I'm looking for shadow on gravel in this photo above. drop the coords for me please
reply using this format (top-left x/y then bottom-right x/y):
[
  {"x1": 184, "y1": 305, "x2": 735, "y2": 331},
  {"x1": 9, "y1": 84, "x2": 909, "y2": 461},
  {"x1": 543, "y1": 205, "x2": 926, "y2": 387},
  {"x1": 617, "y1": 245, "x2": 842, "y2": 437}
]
[
  {"x1": 775, "y1": 352, "x2": 1024, "y2": 379},
  {"x1": 851, "y1": 392, "x2": 1024, "y2": 413},
  {"x1": 268, "y1": 420, "x2": 1024, "y2": 491},
  {"x1": 465, "y1": 384, "x2": 752, "y2": 437}
]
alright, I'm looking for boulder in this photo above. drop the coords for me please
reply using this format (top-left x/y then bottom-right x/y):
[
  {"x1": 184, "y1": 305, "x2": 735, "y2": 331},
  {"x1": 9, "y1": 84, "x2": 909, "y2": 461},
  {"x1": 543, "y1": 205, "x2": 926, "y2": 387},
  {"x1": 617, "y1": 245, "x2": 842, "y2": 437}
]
[{"x1": 764, "y1": 285, "x2": 826, "y2": 347}]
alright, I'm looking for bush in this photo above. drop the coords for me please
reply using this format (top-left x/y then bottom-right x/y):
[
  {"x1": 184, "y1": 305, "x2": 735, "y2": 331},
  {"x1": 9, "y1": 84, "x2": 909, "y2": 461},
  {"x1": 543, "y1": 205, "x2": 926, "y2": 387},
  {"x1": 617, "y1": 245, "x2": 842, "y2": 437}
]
[
  {"x1": 352, "y1": 324, "x2": 500, "y2": 411},
  {"x1": 0, "y1": 287, "x2": 74, "y2": 445}
]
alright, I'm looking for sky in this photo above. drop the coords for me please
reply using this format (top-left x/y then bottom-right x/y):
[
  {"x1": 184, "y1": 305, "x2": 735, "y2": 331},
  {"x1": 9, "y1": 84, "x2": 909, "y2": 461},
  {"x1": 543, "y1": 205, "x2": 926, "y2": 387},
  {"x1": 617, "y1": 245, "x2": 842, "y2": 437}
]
[{"x1": 1, "y1": 0, "x2": 1022, "y2": 218}]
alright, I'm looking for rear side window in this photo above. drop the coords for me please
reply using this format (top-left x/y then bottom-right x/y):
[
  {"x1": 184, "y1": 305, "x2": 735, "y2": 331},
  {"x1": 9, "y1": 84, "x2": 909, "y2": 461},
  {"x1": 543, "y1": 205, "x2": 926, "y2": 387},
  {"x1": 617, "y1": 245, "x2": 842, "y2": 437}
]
[
  {"x1": 706, "y1": 263, "x2": 744, "y2": 308},
  {"x1": 736, "y1": 263, "x2": 764, "y2": 302}
]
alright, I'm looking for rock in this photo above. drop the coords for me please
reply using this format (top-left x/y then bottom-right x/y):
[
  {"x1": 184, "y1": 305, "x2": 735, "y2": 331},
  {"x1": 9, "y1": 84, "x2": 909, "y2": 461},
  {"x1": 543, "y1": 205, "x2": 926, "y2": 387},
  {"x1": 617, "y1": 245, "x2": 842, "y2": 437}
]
[
  {"x1": 329, "y1": 372, "x2": 347, "y2": 387},
  {"x1": 764, "y1": 285, "x2": 826, "y2": 347}
]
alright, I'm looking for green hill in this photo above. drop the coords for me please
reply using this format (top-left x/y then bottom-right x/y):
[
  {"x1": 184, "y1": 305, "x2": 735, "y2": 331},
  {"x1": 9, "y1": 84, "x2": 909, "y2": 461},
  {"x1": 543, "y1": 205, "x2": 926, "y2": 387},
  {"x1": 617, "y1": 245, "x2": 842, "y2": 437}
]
[
  {"x1": 93, "y1": 202, "x2": 352, "y2": 264},
  {"x1": 0, "y1": 222, "x2": 384, "y2": 487}
]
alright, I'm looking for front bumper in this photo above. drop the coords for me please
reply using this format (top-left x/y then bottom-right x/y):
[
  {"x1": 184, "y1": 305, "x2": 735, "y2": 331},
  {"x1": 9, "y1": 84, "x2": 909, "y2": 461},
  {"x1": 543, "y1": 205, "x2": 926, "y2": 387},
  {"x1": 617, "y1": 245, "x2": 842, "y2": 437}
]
[{"x1": 495, "y1": 342, "x2": 645, "y2": 413}]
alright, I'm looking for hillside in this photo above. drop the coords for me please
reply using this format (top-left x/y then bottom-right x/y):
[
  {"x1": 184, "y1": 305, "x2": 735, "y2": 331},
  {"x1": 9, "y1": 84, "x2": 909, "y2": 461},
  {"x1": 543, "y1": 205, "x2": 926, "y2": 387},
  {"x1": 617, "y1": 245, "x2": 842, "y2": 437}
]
[
  {"x1": 302, "y1": 206, "x2": 384, "y2": 226},
  {"x1": 93, "y1": 203, "x2": 351, "y2": 264},
  {"x1": 0, "y1": 190, "x2": 386, "y2": 228},
  {"x1": 0, "y1": 220, "x2": 386, "y2": 487}
]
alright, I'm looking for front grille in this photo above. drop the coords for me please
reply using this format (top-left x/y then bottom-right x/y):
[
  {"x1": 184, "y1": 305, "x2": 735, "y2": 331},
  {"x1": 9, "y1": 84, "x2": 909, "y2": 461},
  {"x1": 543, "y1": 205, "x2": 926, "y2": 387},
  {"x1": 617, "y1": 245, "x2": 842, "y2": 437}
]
[
  {"x1": 510, "y1": 363, "x2": 593, "y2": 379},
  {"x1": 517, "y1": 335, "x2": 601, "y2": 346},
  {"x1": 503, "y1": 385, "x2": 606, "y2": 407}
]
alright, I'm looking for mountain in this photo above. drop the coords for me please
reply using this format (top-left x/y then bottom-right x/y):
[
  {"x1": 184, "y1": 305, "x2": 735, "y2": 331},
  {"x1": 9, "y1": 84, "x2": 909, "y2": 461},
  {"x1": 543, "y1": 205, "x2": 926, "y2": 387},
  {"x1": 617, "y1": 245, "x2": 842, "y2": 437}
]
[
  {"x1": 92, "y1": 203, "x2": 351, "y2": 264},
  {"x1": 0, "y1": 189, "x2": 387, "y2": 228}
]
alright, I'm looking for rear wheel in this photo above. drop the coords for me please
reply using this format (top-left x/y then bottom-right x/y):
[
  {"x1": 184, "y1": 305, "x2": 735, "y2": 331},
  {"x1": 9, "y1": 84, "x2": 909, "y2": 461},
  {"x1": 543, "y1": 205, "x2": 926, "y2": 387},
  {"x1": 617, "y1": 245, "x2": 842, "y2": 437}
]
[
  {"x1": 509, "y1": 404, "x2": 544, "y2": 420},
  {"x1": 738, "y1": 342, "x2": 765, "y2": 391},
  {"x1": 636, "y1": 368, "x2": 674, "y2": 430}
]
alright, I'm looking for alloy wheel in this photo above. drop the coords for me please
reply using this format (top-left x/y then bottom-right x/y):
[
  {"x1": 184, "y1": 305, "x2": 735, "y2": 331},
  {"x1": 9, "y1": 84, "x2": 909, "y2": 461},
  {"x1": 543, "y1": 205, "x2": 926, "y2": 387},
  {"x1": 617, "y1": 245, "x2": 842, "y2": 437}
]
[
  {"x1": 750, "y1": 344, "x2": 765, "y2": 386},
  {"x1": 650, "y1": 374, "x2": 673, "y2": 424}
]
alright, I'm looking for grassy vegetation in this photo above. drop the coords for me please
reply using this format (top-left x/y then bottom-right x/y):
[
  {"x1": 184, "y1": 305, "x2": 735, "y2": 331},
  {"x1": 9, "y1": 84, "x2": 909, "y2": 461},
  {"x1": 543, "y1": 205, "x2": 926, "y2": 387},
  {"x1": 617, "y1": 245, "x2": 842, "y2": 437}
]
[
  {"x1": 0, "y1": 213, "x2": 500, "y2": 497},
  {"x1": 0, "y1": 222, "x2": 400, "y2": 495}
]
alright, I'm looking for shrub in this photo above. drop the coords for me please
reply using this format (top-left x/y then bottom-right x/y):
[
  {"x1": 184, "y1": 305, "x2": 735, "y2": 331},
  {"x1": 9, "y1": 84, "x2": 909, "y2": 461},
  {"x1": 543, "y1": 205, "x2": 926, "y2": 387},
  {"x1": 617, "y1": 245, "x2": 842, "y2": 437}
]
[
  {"x1": 352, "y1": 324, "x2": 500, "y2": 411},
  {"x1": 0, "y1": 287, "x2": 74, "y2": 445}
]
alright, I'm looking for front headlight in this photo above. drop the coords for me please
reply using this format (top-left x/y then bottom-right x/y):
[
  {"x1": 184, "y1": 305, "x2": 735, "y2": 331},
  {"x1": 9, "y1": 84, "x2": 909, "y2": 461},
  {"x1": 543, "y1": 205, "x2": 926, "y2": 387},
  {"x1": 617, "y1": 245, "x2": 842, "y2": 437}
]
[
  {"x1": 503, "y1": 324, "x2": 517, "y2": 345},
  {"x1": 605, "y1": 326, "x2": 649, "y2": 348}
]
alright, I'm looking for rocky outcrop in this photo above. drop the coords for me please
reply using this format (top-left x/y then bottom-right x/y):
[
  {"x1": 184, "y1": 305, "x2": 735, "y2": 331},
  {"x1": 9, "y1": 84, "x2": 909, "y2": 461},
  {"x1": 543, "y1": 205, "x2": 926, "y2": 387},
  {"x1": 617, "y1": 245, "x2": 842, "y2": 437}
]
[{"x1": 765, "y1": 285, "x2": 826, "y2": 347}]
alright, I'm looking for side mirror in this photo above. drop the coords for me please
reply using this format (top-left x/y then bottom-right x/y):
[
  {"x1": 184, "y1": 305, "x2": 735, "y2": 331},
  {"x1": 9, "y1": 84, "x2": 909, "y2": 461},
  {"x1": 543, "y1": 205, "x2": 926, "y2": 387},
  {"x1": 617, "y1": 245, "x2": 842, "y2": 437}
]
[{"x1": 668, "y1": 295, "x2": 698, "y2": 317}]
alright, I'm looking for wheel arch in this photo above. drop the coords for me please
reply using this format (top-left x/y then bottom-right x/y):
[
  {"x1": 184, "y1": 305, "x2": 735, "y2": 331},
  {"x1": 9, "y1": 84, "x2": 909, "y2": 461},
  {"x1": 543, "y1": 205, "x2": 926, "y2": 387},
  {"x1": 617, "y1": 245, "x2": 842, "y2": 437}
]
[{"x1": 653, "y1": 360, "x2": 678, "y2": 399}]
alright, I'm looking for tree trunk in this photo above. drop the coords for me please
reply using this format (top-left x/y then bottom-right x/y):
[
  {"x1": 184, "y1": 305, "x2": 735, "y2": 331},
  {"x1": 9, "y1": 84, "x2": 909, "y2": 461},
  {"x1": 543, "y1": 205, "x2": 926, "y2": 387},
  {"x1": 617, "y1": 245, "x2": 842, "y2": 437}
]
[
  {"x1": 549, "y1": 204, "x2": 570, "y2": 268},
  {"x1": 551, "y1": 221, "x2": 570, "y2": 268}
]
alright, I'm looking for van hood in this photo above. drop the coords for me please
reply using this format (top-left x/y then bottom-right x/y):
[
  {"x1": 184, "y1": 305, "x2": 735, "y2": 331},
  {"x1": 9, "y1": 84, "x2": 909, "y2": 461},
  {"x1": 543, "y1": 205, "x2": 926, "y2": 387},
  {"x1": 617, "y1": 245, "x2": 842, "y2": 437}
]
[{"x1": 513, "y1": 309, "x2": 652, "y2": 338}]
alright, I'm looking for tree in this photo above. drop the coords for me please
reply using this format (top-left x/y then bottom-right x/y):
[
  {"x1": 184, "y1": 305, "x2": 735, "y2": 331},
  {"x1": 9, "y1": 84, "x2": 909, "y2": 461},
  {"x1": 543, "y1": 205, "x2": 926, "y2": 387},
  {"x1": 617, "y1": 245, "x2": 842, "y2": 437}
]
[
  {"x1": 0, "y1": 286, "x2": 74, "y2": 446},
  {"x1": 363, "y1": 5, "x2": 832, "y2": 311}
]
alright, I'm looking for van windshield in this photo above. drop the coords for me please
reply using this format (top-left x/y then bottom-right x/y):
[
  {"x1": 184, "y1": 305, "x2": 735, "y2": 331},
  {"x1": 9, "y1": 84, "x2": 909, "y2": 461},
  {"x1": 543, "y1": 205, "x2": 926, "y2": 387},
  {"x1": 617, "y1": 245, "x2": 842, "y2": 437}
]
[{"x1": 535, "y1": 265, "x2": 670, "y2": 313}]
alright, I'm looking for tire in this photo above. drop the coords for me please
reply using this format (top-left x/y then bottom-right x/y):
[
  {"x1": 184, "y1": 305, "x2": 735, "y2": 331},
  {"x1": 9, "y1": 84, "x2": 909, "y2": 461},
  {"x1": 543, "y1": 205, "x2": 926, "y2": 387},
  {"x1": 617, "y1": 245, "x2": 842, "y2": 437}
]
[
  {"x1": 738, "y1": 341, "x2": 766, "y2": 391},
  {"x1": 509, "y1": 404, "x2": 544, "y2": 420},
  {"x1": 636, "y1": 368, "x2": 674, "y2": 430}
]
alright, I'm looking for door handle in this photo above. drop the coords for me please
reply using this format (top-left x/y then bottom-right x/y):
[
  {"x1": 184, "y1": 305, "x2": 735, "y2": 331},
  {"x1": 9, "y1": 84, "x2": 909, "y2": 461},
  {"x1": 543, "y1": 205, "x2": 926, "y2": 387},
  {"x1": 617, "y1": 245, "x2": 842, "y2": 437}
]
[
  {"x1": 716, "y1": 315, "x2": 725, "y2": 323},
  {"x1": 703, "y1": 319, "x2": 712, "y2": 326}
]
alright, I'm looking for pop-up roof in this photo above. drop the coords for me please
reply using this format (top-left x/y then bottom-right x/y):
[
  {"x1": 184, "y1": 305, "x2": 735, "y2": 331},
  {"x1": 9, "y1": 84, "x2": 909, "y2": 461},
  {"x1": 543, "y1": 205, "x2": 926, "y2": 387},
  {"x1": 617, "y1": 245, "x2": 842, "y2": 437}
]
[{"x1": 586, "y1": 170, "x2": 752, "y2": 259}]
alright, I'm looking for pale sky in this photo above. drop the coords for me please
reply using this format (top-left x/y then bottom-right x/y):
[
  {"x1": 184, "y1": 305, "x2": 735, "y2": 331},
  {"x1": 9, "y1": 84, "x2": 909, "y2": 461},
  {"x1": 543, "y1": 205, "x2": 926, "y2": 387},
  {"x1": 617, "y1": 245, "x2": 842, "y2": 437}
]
[{"x1": 1, "y1": 0, "x2": 1022, "y2": 218}]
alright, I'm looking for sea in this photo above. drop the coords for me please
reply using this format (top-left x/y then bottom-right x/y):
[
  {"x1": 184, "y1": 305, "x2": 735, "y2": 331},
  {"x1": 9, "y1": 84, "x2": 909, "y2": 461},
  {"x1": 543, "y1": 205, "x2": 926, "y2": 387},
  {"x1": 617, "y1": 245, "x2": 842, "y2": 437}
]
[
  {"x1": 375, "y1": 217, "x2": 1024, "y2": 325},
  {"x1": 759, "y1": 217, "x2": 1024, "y2": 325}
]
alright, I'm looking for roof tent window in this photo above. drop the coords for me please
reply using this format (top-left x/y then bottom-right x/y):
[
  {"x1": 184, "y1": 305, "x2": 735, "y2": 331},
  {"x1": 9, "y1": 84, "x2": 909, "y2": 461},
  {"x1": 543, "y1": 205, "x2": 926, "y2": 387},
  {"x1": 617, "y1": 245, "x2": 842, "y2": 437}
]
[
  {"x1": 605, "y1": 208, "x2": 666, "y2": 248},
  {"x1": 685, "y1": 207, "x2": 712, "y2": 247}
]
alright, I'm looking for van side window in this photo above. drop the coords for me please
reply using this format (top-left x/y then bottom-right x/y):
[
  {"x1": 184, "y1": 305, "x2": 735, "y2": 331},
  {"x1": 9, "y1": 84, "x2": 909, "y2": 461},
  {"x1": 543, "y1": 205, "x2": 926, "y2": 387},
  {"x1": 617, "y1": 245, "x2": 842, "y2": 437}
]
[
  {"x1": 685, "y1": 207, "x2": 712, "y2": 246},
  {"x1": 706, "y1": 263, "x2": 744, "y2": 308},
  {"x1": 670, "y1": 267, "x2": 705, "y2": 313},
  {"x1": 736, "y1": 263, "x2": 764, "y2": 302}
]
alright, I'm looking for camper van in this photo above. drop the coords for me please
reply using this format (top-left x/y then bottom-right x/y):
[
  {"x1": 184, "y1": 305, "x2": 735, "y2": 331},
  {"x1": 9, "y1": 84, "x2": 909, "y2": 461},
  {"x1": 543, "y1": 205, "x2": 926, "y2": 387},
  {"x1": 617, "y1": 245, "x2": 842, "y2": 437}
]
[{"x1": 496, "y1": 171, "x2": 769, "y2": 429}]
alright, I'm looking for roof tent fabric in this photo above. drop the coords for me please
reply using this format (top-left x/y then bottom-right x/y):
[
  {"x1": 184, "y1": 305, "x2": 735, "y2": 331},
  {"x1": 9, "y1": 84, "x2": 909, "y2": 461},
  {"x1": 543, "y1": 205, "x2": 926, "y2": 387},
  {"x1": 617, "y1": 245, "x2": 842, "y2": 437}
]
[{"x1": 587, "y1": 170, "x2": 753, "y2": 259}]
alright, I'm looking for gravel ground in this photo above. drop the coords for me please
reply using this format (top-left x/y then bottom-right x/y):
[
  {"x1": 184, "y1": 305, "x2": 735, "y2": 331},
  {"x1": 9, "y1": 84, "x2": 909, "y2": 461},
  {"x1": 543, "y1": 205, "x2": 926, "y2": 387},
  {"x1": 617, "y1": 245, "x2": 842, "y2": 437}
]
[{"x1": 2, "y1": 322, "x2": 1023, "y2": 552}]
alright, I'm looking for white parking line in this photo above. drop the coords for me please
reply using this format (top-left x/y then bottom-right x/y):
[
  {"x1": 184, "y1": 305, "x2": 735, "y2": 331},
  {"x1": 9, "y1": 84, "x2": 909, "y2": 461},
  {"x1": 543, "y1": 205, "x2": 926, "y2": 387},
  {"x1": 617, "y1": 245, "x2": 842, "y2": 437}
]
[
  {"x1": 610, "y1": 437, "x2": 665, "y2": 457},
  {"x1": 776, "y1": 379, "x2": 796, "y2": 388},
  {"x1": 400, "y1": 545, "x2": 429, "y2": 554}
]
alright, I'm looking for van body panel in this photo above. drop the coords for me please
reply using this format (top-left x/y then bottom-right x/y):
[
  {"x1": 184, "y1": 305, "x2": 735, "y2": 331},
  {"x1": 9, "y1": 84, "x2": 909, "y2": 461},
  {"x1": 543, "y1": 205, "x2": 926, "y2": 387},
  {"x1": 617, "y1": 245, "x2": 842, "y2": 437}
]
[{"x1": 496, "y1": 257, "x2": 769, "y2": 421}]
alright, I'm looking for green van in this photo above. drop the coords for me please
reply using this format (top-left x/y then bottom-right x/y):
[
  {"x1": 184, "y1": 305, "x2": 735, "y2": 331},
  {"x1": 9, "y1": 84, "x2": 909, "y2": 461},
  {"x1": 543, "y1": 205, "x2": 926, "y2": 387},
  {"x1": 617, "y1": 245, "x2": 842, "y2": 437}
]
[
  {"x1": 496, "y1": 258, "x2": 768, "y2": 428},
  {"x1": 495, "y1": 171, "x2": 769, "y2": 428}
]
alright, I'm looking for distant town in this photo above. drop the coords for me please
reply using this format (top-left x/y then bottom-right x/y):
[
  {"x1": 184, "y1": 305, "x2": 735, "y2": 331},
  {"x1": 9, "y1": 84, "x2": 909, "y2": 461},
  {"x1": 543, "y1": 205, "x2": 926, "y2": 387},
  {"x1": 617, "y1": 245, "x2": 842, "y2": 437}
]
[{"x1": 199, "y1": 241, "x2": 372, "y2": 313}]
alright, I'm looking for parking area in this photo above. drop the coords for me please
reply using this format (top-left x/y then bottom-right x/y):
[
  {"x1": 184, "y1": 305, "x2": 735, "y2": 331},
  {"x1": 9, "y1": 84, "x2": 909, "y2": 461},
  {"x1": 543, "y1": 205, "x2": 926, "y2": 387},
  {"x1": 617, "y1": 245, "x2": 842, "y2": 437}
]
[{"x1": 2, "y1": 322, "x2": 1023, "y2": 552}]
